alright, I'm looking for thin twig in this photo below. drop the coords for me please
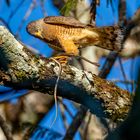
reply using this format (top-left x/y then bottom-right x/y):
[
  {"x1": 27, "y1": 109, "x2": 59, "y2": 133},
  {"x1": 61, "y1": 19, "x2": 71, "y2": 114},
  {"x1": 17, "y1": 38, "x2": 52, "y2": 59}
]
[
  {"x1": 58, "y1": 99, "x2": 74, "y2": 118},
  {"x1": 40, "y1": 0, "x2": 47, "y2": 17},
  {"x1": 49, "y1": 58, "x2": 62, "y2": 128},
  {"x1": 118, "y1": 0, "x2": 126, "y2": 25},
  {"x1": 0, "y1": 114, "x2": 13, "y2": 140},
  {"x1": 83, "y1": 113, "x2": 92, "y2": 140},
  {"x1": 59, "y1": 100, "x2": 69, "y2": 129},
  {"x1": 130, "y1": 58, "x2": 135, "y2": 94},
  {"x1": 63, "y1": 106, "x2": 87, "y2": 140},
  {"x1": 76, "y1": 55, "x2": 100, "y2": 67},
  {"x1": 8, "y1": 0, "x2": 25, "y2": 23},
  {"x1": 57, "y1": 53, "x2": 100, "y2": 67},
  {"x1": 90, "y1": 0, "x2": 96, "y2": 23},
  {"x1": 15, "y1": 0, "x2": 36, "y2": 38},
  {"x1": 111, "y1": 79, "x2": 136, "y2": 85},
  {"x1": 118, "y1": 57, "x2": 129, "y2": 91},
  {"x1": 99, "y1": 51, "x2": 119, "y2": 78}
]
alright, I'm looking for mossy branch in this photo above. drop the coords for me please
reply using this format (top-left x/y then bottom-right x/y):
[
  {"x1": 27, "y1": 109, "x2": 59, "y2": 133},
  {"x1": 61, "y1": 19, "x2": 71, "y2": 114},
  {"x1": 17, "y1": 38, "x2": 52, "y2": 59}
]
[{"x1": 0, "y1": 26, "x2": 132, "y2": 122}]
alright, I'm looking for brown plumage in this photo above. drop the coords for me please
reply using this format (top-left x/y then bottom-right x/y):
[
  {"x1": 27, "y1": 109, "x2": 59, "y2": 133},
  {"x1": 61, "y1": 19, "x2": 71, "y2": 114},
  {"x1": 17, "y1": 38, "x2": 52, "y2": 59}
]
[{"x1": 27, "y1": 16, "x2": 124, "y2": 56}]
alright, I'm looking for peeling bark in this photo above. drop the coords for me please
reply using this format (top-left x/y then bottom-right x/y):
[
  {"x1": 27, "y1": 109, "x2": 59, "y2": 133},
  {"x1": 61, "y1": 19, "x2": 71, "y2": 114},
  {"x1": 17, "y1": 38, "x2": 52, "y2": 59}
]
[{"x1": 0, "y1": 26, "x2": 132, "y2": 122}]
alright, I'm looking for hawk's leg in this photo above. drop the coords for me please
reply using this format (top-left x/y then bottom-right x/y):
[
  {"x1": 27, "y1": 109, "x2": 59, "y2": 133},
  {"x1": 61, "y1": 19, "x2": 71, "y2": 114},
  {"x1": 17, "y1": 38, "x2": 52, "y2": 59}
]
[
  {"x1": 51, "y1": 38, "x2": 99, "y2": 66},
  {"x1": 50, "y1": 38, "x2": 79, "y2": 64},
  {"x1": 58, "y1": 37, "x2": 79, "y2": 56},
  {"x1": 50, "y1": 55, "x2": 69, "y2": 64},
  {"x1": 51, "y1": 53, "x2": 100, "y2": 67}
]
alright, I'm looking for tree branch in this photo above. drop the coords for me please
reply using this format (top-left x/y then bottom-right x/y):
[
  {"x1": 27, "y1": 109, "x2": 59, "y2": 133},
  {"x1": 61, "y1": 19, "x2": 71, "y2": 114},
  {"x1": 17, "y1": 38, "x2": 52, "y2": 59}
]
[
  {"x1": 0, "y1": 114, "x2": 13, "y2": 140},
  {"x1": 0, "y1": 26, "x2": 132, "y2": 123},
  {"x1": 64, "y1": 50, "x2": 120, "y2": 139}
]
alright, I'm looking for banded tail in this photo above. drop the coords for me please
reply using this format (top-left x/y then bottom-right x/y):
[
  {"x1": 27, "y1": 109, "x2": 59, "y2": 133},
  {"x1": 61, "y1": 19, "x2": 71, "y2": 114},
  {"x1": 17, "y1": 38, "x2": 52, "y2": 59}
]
[{"x1": 88, "y1": 25, "x2": 124, "y2": 51}]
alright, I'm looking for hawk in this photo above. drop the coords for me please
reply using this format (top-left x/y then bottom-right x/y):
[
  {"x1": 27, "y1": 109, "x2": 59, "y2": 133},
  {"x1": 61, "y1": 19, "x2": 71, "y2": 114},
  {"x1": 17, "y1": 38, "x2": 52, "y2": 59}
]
[{"x1": 27, "y1": 16, "x2": 124, "y2": 56}]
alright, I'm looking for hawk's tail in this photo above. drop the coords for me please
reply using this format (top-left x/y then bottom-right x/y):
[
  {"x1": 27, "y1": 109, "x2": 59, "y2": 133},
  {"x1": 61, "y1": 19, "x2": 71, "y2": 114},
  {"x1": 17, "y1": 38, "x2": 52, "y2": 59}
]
[{"x1": 89, "y1": 25, "x2": 125, "y2": 51}]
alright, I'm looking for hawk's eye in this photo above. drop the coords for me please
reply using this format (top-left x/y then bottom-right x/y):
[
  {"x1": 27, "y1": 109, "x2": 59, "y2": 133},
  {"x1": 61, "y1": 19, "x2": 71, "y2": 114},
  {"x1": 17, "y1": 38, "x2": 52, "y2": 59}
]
[{"x1": 27, "y1": 22, "x2": 39, "y2": 34}]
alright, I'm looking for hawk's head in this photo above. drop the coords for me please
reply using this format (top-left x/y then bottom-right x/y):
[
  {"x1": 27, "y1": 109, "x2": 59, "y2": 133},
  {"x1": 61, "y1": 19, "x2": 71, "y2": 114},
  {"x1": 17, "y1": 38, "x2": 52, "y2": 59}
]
[{"x1": 27, "y1": 19, "x2": 44, "y2": 39}]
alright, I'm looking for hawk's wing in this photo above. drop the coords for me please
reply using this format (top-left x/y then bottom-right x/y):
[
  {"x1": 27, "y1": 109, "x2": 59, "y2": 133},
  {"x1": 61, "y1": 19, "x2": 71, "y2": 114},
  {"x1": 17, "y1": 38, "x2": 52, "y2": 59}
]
[{"x1": 44, "y1": 16, "x2": 86, "y2": 27}]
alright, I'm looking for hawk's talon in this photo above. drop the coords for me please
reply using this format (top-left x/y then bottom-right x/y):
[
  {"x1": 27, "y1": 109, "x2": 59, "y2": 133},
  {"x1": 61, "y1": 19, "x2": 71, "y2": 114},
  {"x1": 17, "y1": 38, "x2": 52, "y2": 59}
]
[{"x1": 50, "y1": 55, "x2": 69, "y2": 64}]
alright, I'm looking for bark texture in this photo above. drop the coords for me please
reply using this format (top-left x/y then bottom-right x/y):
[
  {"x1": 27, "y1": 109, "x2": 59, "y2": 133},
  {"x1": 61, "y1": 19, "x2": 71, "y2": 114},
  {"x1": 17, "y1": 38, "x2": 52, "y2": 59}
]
[{"x1": 0, "y1": 26, "x2": 132, "y2": 122}]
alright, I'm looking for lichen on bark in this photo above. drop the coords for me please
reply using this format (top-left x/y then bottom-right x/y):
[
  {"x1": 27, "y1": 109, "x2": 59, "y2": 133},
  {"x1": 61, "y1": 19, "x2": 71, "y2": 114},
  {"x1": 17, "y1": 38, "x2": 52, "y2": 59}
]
[{"x1": 0, "y1": 26, "x2": 132, "y2": 122}]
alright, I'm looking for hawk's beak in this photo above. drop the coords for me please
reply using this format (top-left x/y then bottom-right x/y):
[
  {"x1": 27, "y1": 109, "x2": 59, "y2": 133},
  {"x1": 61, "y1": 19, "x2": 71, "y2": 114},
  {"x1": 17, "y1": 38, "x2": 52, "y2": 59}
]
[{"x1": 35, "y1": 31, "x2": 44, "y2": 39}]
